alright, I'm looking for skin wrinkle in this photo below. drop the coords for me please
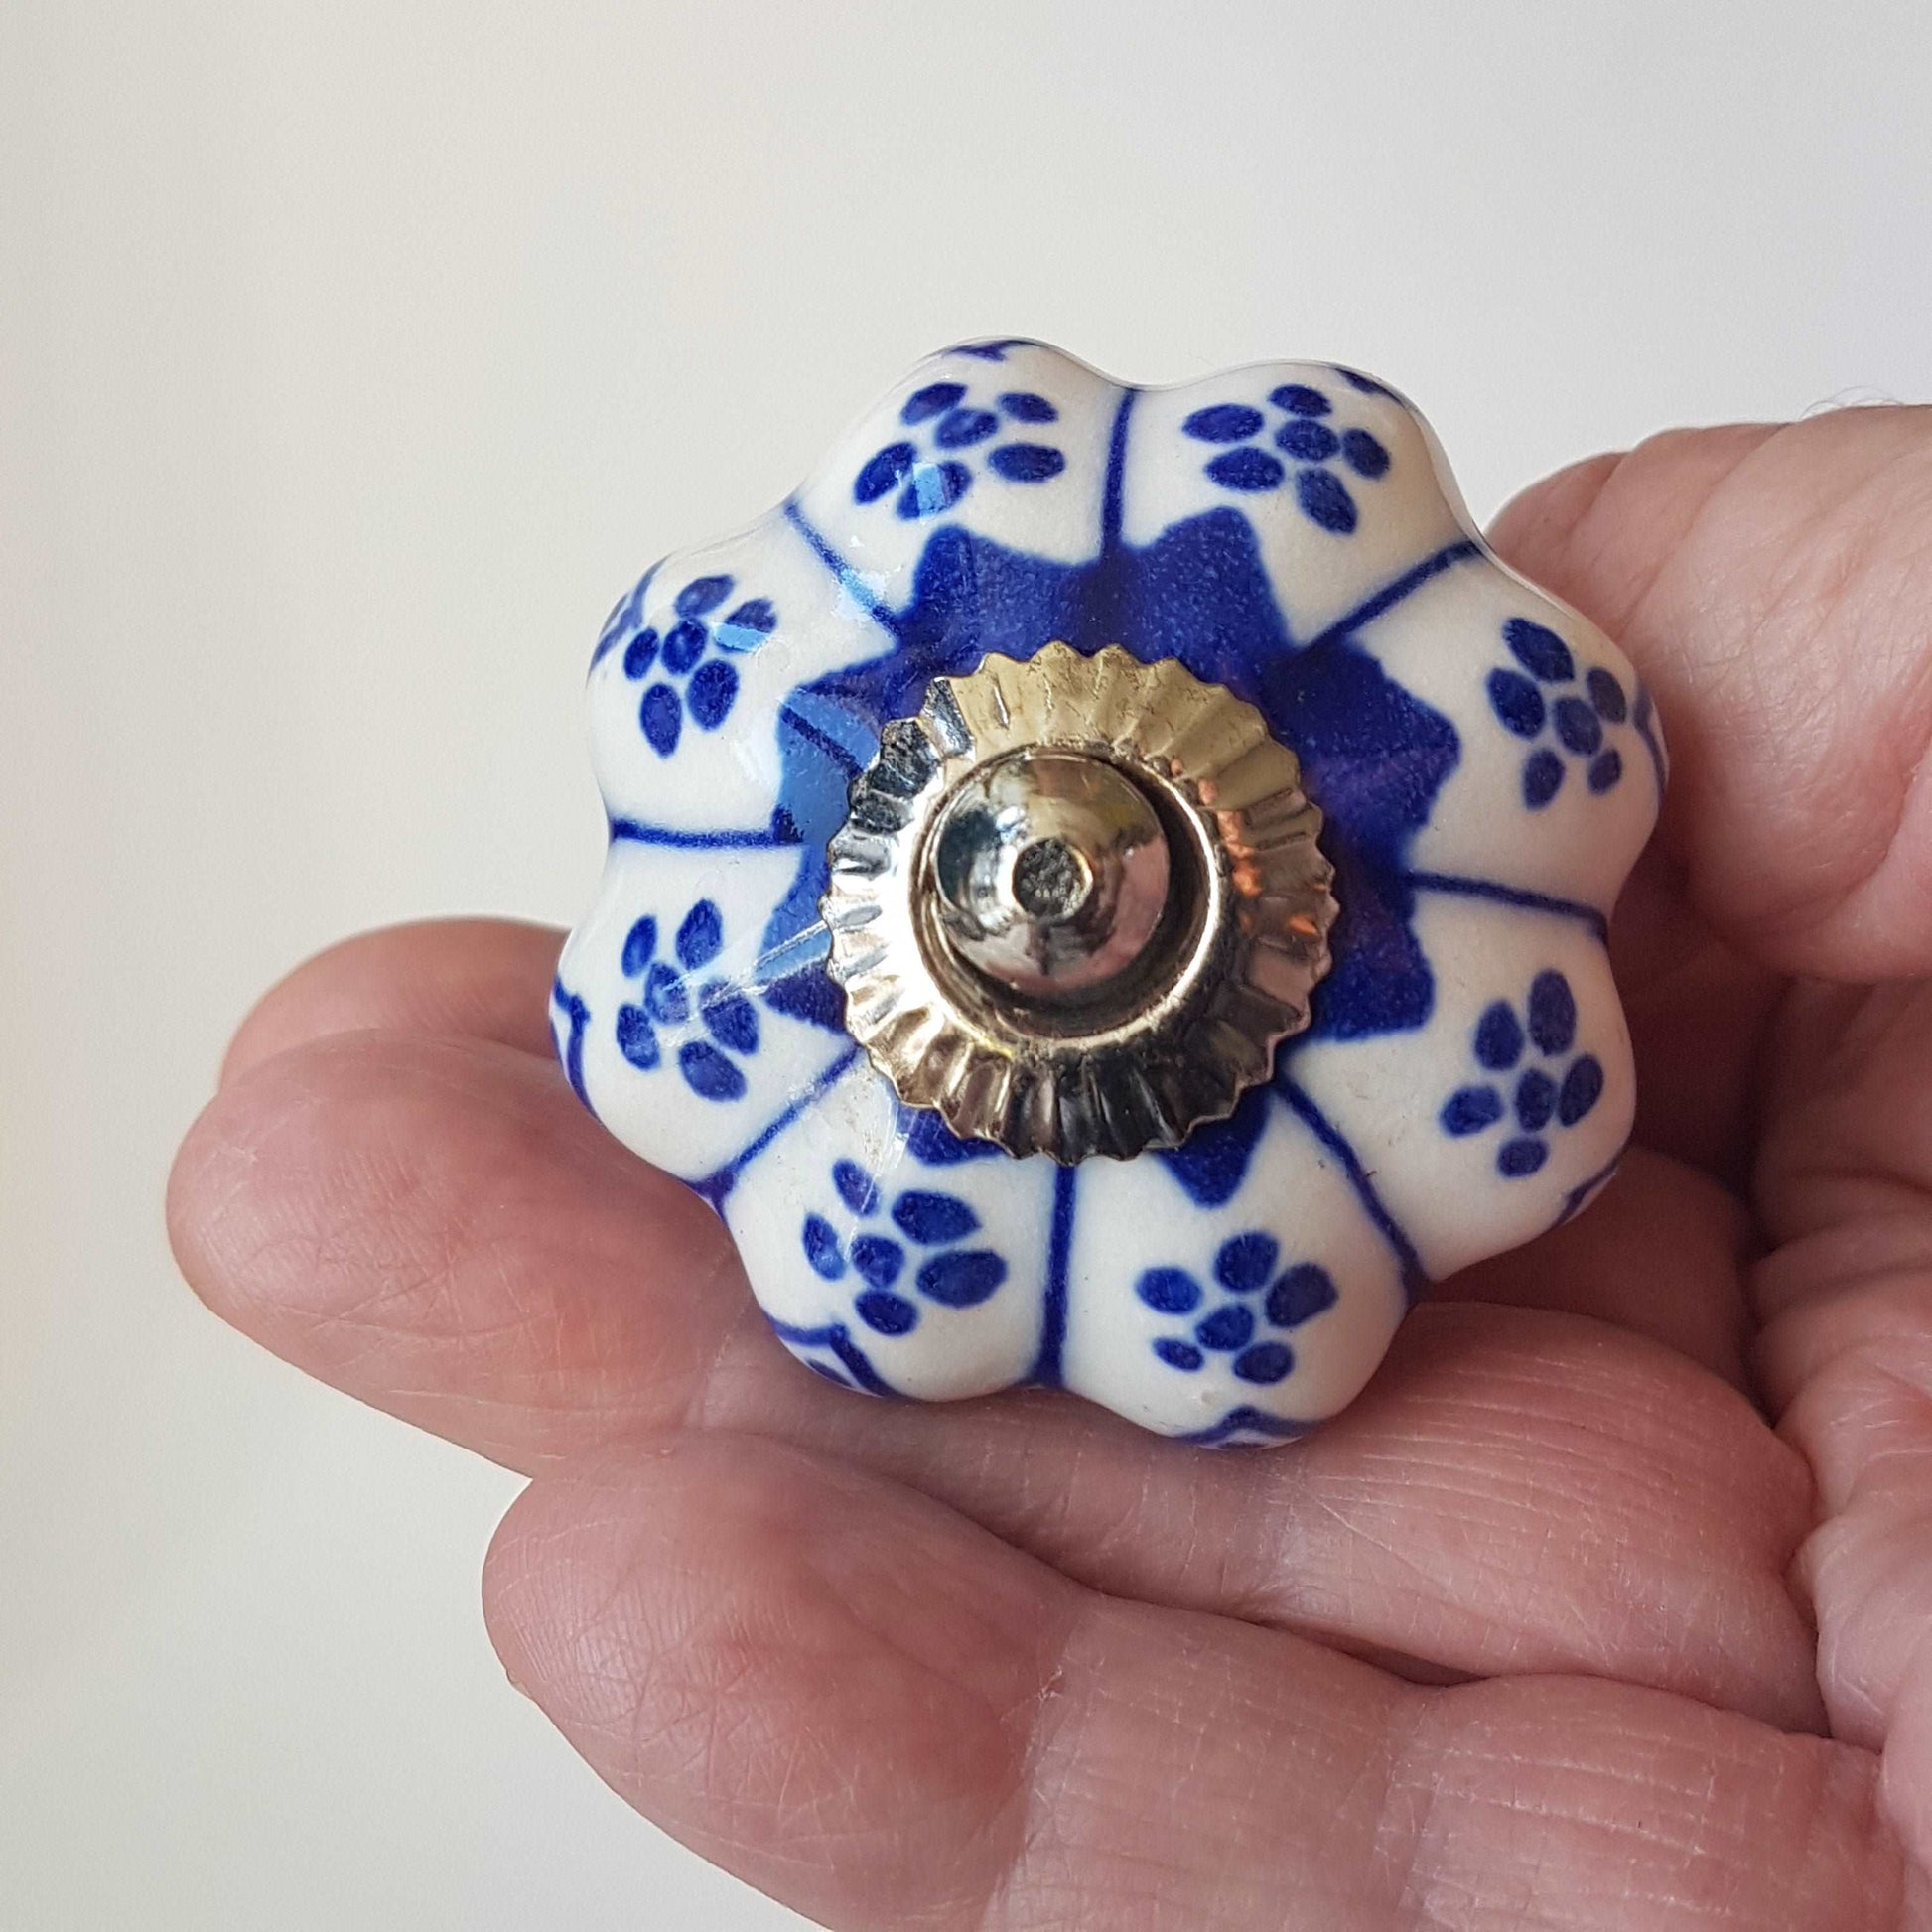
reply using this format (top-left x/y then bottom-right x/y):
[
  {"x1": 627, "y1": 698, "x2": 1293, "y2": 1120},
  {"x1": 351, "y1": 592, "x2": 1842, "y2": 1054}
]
[
  {"x1": 288, "y1": 1047, "x2": 723, "y2": 1439},
  {"x1": 1769, "y1": 668, "x2": 1924, "y2": 962},
  {"x1": 992, "y1": 1610, "x2": 1370, "y2": 1932},
  {"x1": 1773, "y1": 1166, "x2": 1932, "y2": 1253},
  {"x1": 1690, "y1": 438, "x2": 1932, "y2": 950},
  {"x1": 1767, "y1": 1177, "x2": 1932, "y2": 1280},
  {"x1": 1328, "y1": 1437, "x2": 1792, "y2": 1630},
  {"x1": 690, "y1": 1294, "x2": 1815, "y2": 1714},
  {"x1": 206, "y1": 1054, "x2": 499, "y2": 1343},
  {"x1": 1298, "y1": 1414, "x2": 1777, "y2": 1700},
  {"x1": 1073, "y1": 1441, "x2": 1167, "y2": 1581},
  {"x1": 978, "y1": 1604, "x2": 1098, "y2": 1932},
  {"x1": 677, "y1": 1455, "x2": 1052, "y2": 1922},
  {"x1": 1812, "y1": 1516, "x2": 1932, "y2": 1745},
  {"x1": 1370, "y1": 1698, "x2": 1445, "y2": 1932},
  {"x1": 1416, "y1": 1691, "x2": 1881, "y2": 1929},
  {"x1": 1787, "y1": 1374, "x2": 1932, "y2": 1727},
  {"x1": 685, "y1": 1273, "x2": 773, "y2": 1438},
  {"x1": 1554, "y1": 429, "x2": 1771, "y2": 643},
  {"x1": 1819, "y1": 1370, "x2": 1932, "y2": 1491},
  {"x1": 1757, "y1": 1224, "x2": 1932, "y2": 1332}
]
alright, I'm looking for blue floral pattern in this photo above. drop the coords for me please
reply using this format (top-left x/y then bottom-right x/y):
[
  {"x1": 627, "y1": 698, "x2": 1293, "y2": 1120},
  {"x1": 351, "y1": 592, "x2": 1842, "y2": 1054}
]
[
  {"x1": 1440, "y1": 968, "x2": 1604, "y2": 1177},
  {"x1": 1486, "y1": 617, "x2": 1628, "y2": 807},
  {"x1": 620, "y1": 573, "x2": 778, "y2": 758},
  {"x1": 852, "y1": 380, "x2": 1066, "y2": 521},
  {"x1": 614, "y1": 898, "x2": 760, "y2": 1102},
  {"x1": 1136, "y1": 1233, "x2": 1339, "y2": 1385},
  {"x1": 801, "y1": 1156, "x2": 1010, "y2": 1337},
  {"x1": 557, "y1": 345, "x2": 1660, "y2": 1444},
  {"x1": 1181, "y1": 380, "x2": 1391, "y2": 534}
]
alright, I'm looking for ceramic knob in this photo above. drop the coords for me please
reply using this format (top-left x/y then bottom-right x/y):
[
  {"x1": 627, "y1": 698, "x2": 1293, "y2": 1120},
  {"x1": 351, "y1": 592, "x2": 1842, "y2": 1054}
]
[{"x1": 554, "y1": 342, "x2": 1663, "y2": 1446}]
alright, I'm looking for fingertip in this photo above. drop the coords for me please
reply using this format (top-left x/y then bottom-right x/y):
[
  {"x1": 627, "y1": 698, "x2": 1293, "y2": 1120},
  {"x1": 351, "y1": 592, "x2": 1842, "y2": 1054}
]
[
  {"x1": 168, "y1": 1035, "x2": 400, "y2": 1347},
  {"x1": 219, "y1": 918, "x2": 563, "y2": 1089},
  {"x1": 483, "y1": 1434, "x2": 1072, "y2": 1700},
  {"x1": 1488, "y1": 448, "x2": 1626, "y2": 589},
  {"x1": 1490, "y1": 425, "x2": 1780, "y2": 641},
  {"x1": 166, "y1": 1029, "x2": 741, "y2": 1468},
  {"x1": 481, "y1": 1435, "x2": 1067, "y2": 1929},
  {"x1": 165, "y1": 1081, "x2": 250, "y2": 1317},
  {"x1": 481, "y1": 1447, "x2": 673, "y2": 1730}
]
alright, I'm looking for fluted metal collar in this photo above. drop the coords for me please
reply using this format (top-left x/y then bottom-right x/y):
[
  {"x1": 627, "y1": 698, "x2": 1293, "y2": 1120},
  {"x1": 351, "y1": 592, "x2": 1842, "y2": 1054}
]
[{"x1": 821, "y1": 643, "x2": 1337, "y2": 1162}]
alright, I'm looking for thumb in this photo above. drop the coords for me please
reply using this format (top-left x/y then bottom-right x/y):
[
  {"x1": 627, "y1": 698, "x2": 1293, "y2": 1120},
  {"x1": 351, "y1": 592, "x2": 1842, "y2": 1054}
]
[{"x1": 1489, "y1": 407, "x2": 1932, "y2": 981}]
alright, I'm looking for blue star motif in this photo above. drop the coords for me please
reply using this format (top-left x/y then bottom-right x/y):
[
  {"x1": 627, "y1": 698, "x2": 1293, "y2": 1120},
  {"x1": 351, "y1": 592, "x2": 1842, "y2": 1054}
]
[{"x1": 758, "y1": 507, "x2": 1459, "y2": 1061}]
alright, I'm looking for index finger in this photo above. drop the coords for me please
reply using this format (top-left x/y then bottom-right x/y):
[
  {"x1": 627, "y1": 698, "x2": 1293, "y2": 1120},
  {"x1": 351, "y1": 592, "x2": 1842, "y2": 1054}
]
[{"x1": 1490, "y1": 407, "x2": 1932, "y2": 982}]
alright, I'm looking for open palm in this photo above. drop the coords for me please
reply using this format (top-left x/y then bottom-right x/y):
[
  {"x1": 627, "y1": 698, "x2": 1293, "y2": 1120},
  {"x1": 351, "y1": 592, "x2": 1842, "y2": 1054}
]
[{"x1": 171, "y1": 412, "x2": 1932, "y2": 1929}]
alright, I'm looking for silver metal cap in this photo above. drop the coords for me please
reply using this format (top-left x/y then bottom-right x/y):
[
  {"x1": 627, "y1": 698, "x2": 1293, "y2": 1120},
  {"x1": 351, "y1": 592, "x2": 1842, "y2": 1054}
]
[{"x1": 821, "y1": 643, "x2": 1338, "y2": 1163}]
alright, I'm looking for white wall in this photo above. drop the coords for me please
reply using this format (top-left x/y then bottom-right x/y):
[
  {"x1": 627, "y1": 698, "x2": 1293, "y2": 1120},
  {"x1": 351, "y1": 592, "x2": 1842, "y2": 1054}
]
[{"x1": 4, "y1": 3, "x2": 1928, "y2": 1925}]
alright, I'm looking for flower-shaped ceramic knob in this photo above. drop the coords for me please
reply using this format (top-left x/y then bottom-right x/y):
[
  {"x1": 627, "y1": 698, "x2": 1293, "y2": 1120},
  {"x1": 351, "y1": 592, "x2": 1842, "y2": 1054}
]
[{"x1": 554, "y1": 343, "x2": 1663, "y2": 1446}]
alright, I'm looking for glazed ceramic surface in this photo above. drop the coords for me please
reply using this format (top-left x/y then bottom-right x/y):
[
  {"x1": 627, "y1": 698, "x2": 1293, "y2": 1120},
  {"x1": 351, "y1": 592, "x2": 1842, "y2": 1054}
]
[{"x1": 554, "y1": 343, "x2": 1663, "y2": 1446}]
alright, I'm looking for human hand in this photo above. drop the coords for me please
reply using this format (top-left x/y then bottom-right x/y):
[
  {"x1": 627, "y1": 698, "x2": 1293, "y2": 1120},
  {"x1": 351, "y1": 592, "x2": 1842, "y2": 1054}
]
[{"x1": 169, "y1": 409, "x2": 1932, "y2": 1929}]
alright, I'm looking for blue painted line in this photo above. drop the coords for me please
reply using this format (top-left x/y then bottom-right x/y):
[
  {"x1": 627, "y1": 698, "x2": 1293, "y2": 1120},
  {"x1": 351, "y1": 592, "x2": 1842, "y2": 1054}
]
[
  {"x1": 608, "y1": 817, "x2": 795, "y2": 851},
  {"x1": 692, "y1": 1044, "x2": 863, "y2": 1210},
  {"x1": 1404, "y1": 870, "x2": 1608, "y2": 942},
  {"x1": 828, "y1": 1329, "x2": 897, "y2": 1395},
  {"x1": 1632, "y1": 682, "x2": 1668, "y2": 802},
  {"x1": 1278, "y1": 1076, "x2": 1430, "y2": 1300},
  {"x1": 944, "y1": 338, "x2": 1041, "y2": 362},
  {"x1": 783, "y1": 499, "x2": 908, "y2": 640},
  {"x1": 1302, "y1": 537, "x2": 1482, "y2": 652},
  {"x1": 776, "y1": 699, "x2": 866, "y2": 776},
  {"x1": 1174, "y1": 1403, "x2": 1315, "y2": 1447},
  {"x1": 588, "y1": 560, "x2": 662, "y2": 673},
  {"x1": 1554, "y1": 1145, "x2": 1625, "y2": 1227},
  {"x1": 1099, "y1": 387, "x2": 1138, "y2": 554},
  {"x1": 766, "y1": 1316, "x2": 898, "y2": 1396},
  {"x1": 1031, "y1": 1165, "x2": 1078, "y2": 1387},
  {"x1": 548, "y1": 978, "x2": 594, "y2": 1113}
]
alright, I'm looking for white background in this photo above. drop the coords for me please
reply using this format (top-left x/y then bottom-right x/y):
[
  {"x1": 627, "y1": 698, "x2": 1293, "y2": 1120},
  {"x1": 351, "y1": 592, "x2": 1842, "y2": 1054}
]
[{"x1": 4, "y1": 4, "x2": 1929, "y2": 1926}]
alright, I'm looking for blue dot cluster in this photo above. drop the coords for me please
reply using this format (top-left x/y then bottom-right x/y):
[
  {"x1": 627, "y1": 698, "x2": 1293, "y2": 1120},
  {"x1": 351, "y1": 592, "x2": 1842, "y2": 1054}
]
[
  {"x1": 1181, "y1": 381, "x2": 1390, "y2": 534},
  {"x1": 620, "y1": 573, "x2": 777, "y2": 759},
  {"x1": 1486, "y1": 619, "x2": 1627, "y2": 807},
  {"x1": 1135, "y1": 1232, "x2": 1338, "y2": 1384},
  {"x1": 802, "y1": 1157, "x2": 1009, "y2": 1337},
  {"x1": 614, "y1": 899, "x2": 759, "y2": 1102},
  {"x1": 854, "y1": 380, "x2": 1066, "y2": 522},
  {"x1": 1441, "y1": 969, "x2": 1603, "y2": 1177}
]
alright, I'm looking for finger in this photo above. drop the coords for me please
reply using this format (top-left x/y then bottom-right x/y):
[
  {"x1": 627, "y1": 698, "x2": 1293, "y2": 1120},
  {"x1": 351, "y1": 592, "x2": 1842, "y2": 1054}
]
[
  {"x1": 1761, "y1": 1242, "x2": 1932, "y2": 1871},
  {"x1": 171, "y1": 1029, "x2": 1823, "y2": 1726},
  {"x1": 1750, "y1": 979, "x2": 1932, "y2": 1869},
  {"x1": 485, "y1": 1434, "x2": 1907, "y2": 1931},
  {"x1": 1606, "y1": 841, "x2": 1786, "y2": 1186},
  {"x1": 176, "y1": 1034, "x2": 741, "y2": 1468},
  {"x1": 220, "y1": 917, "x2": 562, "y2": 1086},
  {"x1": 1491, "y1": 408, "x2": 1932, "y2": 980},
  {"x1": 1439, "y1": 1144, "x2": 1754, "y2": 1387}
]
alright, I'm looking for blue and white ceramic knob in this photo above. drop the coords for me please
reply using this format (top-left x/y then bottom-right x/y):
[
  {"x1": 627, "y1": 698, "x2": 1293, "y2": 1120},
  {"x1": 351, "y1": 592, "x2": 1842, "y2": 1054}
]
[{"x1": 554, "y1": 342, "x2": 1663, "y2": 1446}]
